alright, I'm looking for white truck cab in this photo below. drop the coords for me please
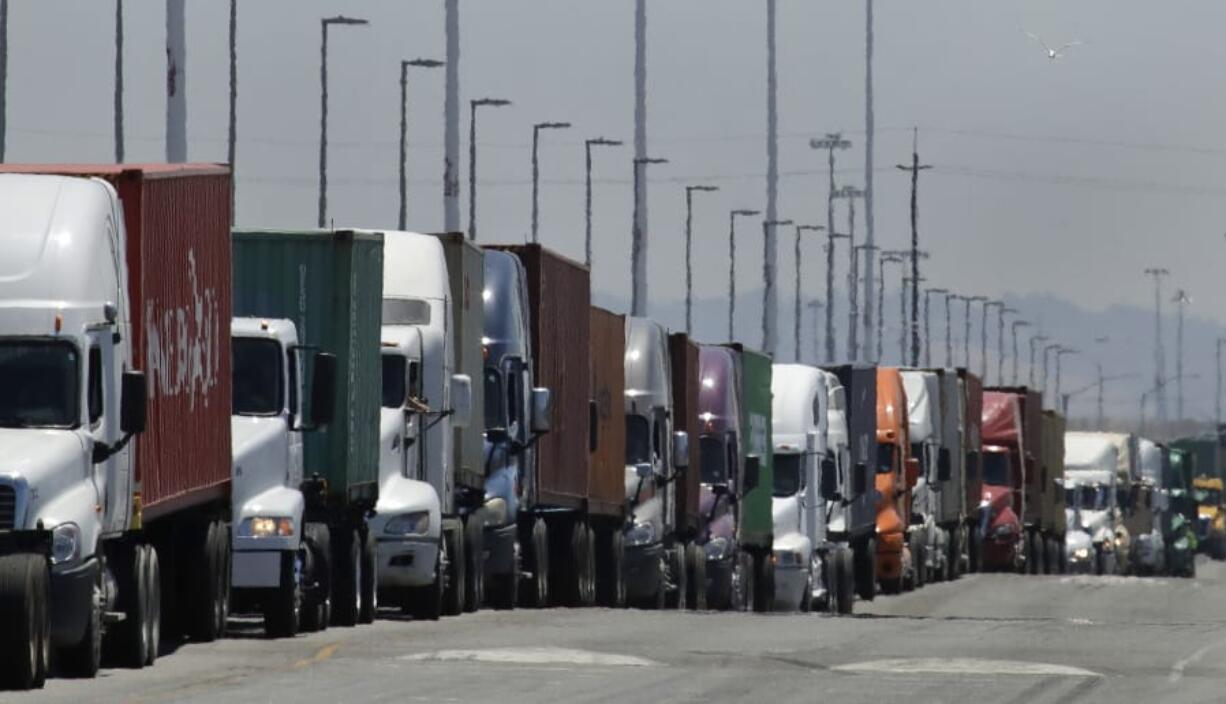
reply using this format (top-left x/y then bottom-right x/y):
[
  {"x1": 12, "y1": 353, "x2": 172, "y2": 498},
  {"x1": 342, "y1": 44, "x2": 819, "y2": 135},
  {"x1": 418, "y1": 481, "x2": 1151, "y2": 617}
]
[
  {"x1": 1064, "y1": 432, "x2": 1122, "y2": 575},
  {"x1": 901, "y1": 370, "x2": 946, "y2": 586},
  {"x1": 770, "y1": 364, "x2": 825, "y2": 612}
]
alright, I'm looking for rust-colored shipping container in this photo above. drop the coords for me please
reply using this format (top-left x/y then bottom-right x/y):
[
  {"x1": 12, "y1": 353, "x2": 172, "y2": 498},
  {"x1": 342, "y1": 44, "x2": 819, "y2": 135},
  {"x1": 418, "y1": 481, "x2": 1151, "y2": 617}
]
[
  {"x1": 0, "y1": 164, "x2": 233, "y2": 519},
  {"x1": 588, "y1": 307, "x2": 626, "y2": 518},
  {"x1": 488, "y1": 244, "x2": 591, "y2": 510},
  {"x1": 960, "y1": 369, "x2": 984, "y2": 512},
  {"x1": 669, "y1": 333, "x2": 702, "y2": 536},
  {"x1": 1040, "y1": 410, "x2": 1067, "y2": 535}
]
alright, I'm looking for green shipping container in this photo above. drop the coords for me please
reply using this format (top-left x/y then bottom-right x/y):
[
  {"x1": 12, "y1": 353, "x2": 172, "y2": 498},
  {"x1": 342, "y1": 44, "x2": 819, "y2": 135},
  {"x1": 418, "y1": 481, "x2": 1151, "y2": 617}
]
[
  {"x1": 232, "y1": 229, "x2": 384, "y2": 507},
  {"x1": 733, "y1": 346, "x2": 773, "y2": 549}
]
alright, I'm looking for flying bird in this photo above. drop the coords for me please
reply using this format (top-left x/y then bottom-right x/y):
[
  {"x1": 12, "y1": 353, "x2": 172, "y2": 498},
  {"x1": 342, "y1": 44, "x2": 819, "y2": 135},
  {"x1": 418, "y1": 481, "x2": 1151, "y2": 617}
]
[{"x1": 1027, "y1": 32, "x2": 1082, "y2": 60}]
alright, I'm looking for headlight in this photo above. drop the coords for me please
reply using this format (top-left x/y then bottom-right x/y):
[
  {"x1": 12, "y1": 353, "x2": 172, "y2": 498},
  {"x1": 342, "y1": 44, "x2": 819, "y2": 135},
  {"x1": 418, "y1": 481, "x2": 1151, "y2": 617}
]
[
  {"x1": 483, "y1": 498, "x2": 508, "y2": 527},
  {"x1": 1072, "y1": 547, "x2": 1091, "y2": 560},
  {"x1": 625, "y1": 521, "x2": 657, "y2": 547},
  {"x1": 773, "y1": 549, "x2": 804, "y2": 567},
  {"x1": 384, "y1": 511, "x2": 431, "y2": 536},
  {"x1": 238, "y1": 516, "x2": 295, "y2": 538},
  {"x1": 51, "y1": 522, "x2": 81, "y2": 565},
  {"x1": 704, "y1": 536, "x2": 730, "y2": 561}
]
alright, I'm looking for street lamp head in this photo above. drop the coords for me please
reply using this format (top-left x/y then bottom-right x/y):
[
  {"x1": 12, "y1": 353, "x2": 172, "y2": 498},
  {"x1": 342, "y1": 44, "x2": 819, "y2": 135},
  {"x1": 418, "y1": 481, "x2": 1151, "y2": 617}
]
[
  {"x1": 405, "y1": 58, "x2": 444, "y2": 68},
  {"x1": 764, "y1": 219, "x2": 794, "y2": 227},
  {"x1": 687, "y1": 185, "x2": 720, "y2": 194},
  {"x1": 833, "y1": 185, "x2": 865, "y2": 199},
  {"x1": 809, "y1": 133, "x2": 852, "y2": 150},
  {"x1": 968, "y1": 295, "x2": 987, "y2": 303},
  {"x1": 587, "y1": 137, "x2": 623, "y2": 147},
  {"x1": 732, "y1": 209, "x2": 760, "y2": 217},
  {"x1": 926, "y1": 287, "x2": 949, "y2": 295},
  {"x1": 634, "y1": 156, "x2": 668, "y2": 166},
  {"x1": 323, "y1": 15, "x2": 369, "y2": 26},
  {"x1": 797, "y1": 224, "x2": 825, "y2": 233},
  {"x1": 535, "y1": 121, "x2": 571, "y2": 131},
  {"x1": 854, "y1": 243, "x2": 879, "y2": 253},
  {"x1": 1012, "y1": 320, "x2": 1031, "y2": 329},
  {"x1": 473, "y1": 98, "x2": 512, "y2": 108},
  {"x1": 829, "y1": 231, "x2": 851, "y2": 240}
]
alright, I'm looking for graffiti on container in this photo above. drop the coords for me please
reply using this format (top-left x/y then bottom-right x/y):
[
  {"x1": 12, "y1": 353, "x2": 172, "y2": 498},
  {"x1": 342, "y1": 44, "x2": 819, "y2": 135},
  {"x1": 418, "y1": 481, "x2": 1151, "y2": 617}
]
[{"x1": 144, "y1": 250, "x2": 221, "y2": 409}]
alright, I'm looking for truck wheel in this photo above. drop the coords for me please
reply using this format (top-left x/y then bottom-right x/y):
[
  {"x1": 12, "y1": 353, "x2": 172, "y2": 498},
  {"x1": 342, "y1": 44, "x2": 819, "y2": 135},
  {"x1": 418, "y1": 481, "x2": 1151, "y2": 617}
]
[
  {"x1": 854, "y1": 536, "x2": 877, "y2": 601},
  {"x1": 582, "y1": 524, "x2": 598, "y2": 607},
  {"x1": 358, "y1": 528, "x2": 377, "y2": 624},
  {"x1": 301, "y1": 522, "x2": 332, "y2": 632},
  {"x1": 685, "y1": 542, "x2": 707, "y2": 611},
  {"x1": 330, "y1": 527, "x2": 361, "y2": 627},
  {"x1": 521, "y1": 518, "x2": 549, "y2": 608},
  {"x1": 948, "y1": 529, "x2": 962, "y2": 580},
  {"x1": 143, "y1": 546, "x2": 162, "y2": 666},
  {"x1": 913, "y1": 542, "x2": 926, "y2": 590},
  {"x1": 264, "y1": 551, "x2": 301, "y2": 638},
  {"x1": 404, "y1": 544, "x2": 444, "y2": 620},
  {"x1": 0, "y1": 553, "x2": 49, "y2": 689},
  {"x1": 752, "y1": 552, "x2": 774, "y2": 613},
  {"x1": 487, "y1": 537, "x2": 520, "y2": 611},
  {"x1": 106, "y1": 543, "x2": 156, "y2": 668},
  {"x1": 189, "y1": 521, "x2": 228, "y2": 642},
  {"x1": 57, "y1": 561, "x2": 100, "y2": 679},
  {"x1": 441, "y1": 521, "x2": 465, "y2": 616},
  {"x1": 666, "y1": 544, "x2": 687, "y2": 610},
  {"x1": 837, "y1": 547, "x2": 856, "y2": 615},
  {"x1": 463, "y1": 510, "x2": 485, "y2": 612},
  {"x1": 968, "y1": 528, "x2": 982, "y2": 573},
  {"x1": 559, "y1": 520, "x2": 590, "y2": 607}
]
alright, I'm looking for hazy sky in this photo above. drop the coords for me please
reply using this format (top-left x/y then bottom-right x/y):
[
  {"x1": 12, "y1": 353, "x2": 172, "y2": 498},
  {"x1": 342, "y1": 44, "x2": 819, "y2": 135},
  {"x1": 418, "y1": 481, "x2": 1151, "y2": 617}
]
[{"x1": 8, "y1": 0, "x2": 1226, "y2": 335}]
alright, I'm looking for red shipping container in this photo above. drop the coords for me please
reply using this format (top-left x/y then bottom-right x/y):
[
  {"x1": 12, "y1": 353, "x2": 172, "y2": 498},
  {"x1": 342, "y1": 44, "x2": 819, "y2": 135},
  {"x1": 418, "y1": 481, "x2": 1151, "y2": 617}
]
[
  {"x1": 588, "y1": 307, "x2": 626, "y2": 518},
  {"x1": 668, "y1": 333, "x2": 701, "y2": 536},
  {"x1": 0, "y1": 164, "x2": 232, "y2": 519}
]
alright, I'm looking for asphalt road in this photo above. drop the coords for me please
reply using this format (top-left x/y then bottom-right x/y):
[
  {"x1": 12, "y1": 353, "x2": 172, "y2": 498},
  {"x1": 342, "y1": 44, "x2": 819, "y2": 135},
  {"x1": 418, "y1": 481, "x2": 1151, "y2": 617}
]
[{"x1": 11, "y1": 557, "x2": 1226, "y2": 703}]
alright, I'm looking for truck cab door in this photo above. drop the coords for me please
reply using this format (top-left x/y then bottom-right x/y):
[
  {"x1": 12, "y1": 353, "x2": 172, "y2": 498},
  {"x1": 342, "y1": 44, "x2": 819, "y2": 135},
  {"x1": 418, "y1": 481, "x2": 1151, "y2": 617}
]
[
  {"x1": 88, "y1": 327, "x2": 129, "y2": 535},
  {"x1": 287, "y1": 347, "x2": 304, "y2": 487}
]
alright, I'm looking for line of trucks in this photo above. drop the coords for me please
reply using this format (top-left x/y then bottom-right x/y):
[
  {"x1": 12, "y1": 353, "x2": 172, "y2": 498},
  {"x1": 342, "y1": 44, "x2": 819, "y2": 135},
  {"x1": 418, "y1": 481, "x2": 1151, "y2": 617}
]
[{"x1": 0, "y1": 163, "x2": 1207, "y2": 690}]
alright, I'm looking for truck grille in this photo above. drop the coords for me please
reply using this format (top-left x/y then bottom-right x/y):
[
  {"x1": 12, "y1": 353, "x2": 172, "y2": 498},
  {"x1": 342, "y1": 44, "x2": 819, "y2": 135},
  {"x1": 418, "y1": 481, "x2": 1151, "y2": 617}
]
[{"x1": 0, "y1": 484, "x2": 14, "y2": 530}]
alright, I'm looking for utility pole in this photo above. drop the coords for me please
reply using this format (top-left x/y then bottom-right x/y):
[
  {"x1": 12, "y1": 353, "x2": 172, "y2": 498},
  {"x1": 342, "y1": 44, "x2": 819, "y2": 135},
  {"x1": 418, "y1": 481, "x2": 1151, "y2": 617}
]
[
  {"x1": 863, "y1": 0, "x2": 877, "y2": 362},
  {"x1": 467, "y1": 97, "x2": 512, "y2": 240},
  {"x1": 794, "y1": 224, "x2": 825, "y2": 361},
  {"x1": 631, "y1": 156, "x2": 667, "y2": 316},
  {"x1": 808, "y1": 299, "x2": 824, "y2": 365},
  {"x1": 944, "y1": 292, "x2": 956, "y2": 367},
  {"x1": 1029, "y1": 334, "x2": 1048, "y2": 388},
  {"x1": 684, "y1": 184, "x2": 720, "y2": 335},
  {"x1": 762, "y1": 218, "x2": 793, "y2": 357},
  {"x1": 1097, "y1": 362, "x2": 1104, "y2": 428},
  {"x1": 877, "y1": 255, "x2": 905, "y2": 362},
  {"x1": 399, "y1": 59, "x2": 445, "y2": 231},
  {"x1": 728, "y1": 209, "x2": 760, "y2": 341},
  {"x1": 982, "y1": 300, "x2": 1003, "y2": 381},
  {"x1": 924, "y1": 288, "x2": 947, "y2": 367},
  {"x1": 531, "y1": 121, "x2": 571, "y2": 243},
  {"x1": 1042, "y1": 343, "x2": 1060, "y2": 401},
  {"x1": 1010, "y1": 320, "x2": 1030, "y2": 384},
  {"x1": 443, "y1": 0, "x2": 460, "y2": 231},
  {"x1": 115, "y1": 0, "x2": 125, "y2": 163},
  {"x1": 997, "y1": 306, "x2": 1016, "y2": 385},
  {"x1": 584, "y1": 137, "x2": 622, "y2": 268},
  {"x1": 896, "y1": 128, "x2": 932, "y2": 366},
  {"x1": 166, "y1": 0, "x2": 187, "y2": 163},
  {"x1": 810, "y1": 133, "x2": 852, "y2": 361},
  {"x1": 903, "y1": 275, "x2": 924, "y2": 363},
  {"x1": 1173, "y1": 288, "x2": 1191, "y2": 421},
  {"x1": 318, "y1": 15, "x2": 369, "y2": 228},
  {"x1": 0, "y1": 0, "x2": 7, "y2": 162},
  {"x1": 962, "y1": 295, "x2": 985, "y2": 369},
  {"x1": 835, "y1": 186, "x2": 865, "y2": 359},
  {"x1": 1143, "y1": 267, "x2": 1170, "y2": 424},
  {"x1": 1055, "y1": 347, "x2": 1079, "y2": 408},
  {"x1": 764, "y1": 0, "x2": 779, "y2": 268}
]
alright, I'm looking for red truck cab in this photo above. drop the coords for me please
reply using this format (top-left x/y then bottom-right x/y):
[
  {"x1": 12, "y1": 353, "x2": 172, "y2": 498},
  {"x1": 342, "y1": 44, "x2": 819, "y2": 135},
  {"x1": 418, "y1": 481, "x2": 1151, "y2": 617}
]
[{"x1": 978, "y1": 391, "x2": 1026, "y2": 571}]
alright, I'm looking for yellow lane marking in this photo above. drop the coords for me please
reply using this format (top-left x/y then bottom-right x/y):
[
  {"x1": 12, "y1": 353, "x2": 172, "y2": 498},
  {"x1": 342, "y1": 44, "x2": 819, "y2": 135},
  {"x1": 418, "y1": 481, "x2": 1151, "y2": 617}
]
[{"x1": 294, "y1": 642, "x2": 340, "y2": 669}]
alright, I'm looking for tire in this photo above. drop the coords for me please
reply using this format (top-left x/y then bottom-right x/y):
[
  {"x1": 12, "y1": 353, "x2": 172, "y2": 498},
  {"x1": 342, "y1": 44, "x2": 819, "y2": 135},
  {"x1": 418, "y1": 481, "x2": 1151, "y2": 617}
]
[
  {"x1": 581, "y1": 524, "x2": 597, "y2": 607},
  {"x1": 559, "y1": 520, "x2": 590, "y2": 607},
  {"x1": 521, "y1": 518, "x2": 549, "y2": 608},
  {"x1": 107, "y1": 543, "x2": 154, "y2": 668},
  {"x1": 143, "y1": 546, "x2": 161, "y2": 666},
  {"x1": 666, "y1": 544, "x2": 687, "y2": 610},
  {"x1": 969, "y1": 528, "x2": 982, "y2": 573},
  {"x1": 358, "y1": 528, "x2": 377, "y2": 624},
  {"x1": 854, "y1": 536, "x2": 877, "y2": 601},
  {"x1": 403, "y1": 542, "x2": 444, "y2": 620},
  {"x1": 191, "y1": 521, "x2": 228, "y2": 642},
  {"x1": 330, "y1": 527, "x2": 361, "y2": 627},
  {"x1": 752, "y1": 552, "x2": 774, "y2": 613},
  {"x1": 685, "y1": 542, "x2": 707, "y2": 611},
  {"x1": 441, "y1": 521, "x2": 464, "y2": 616},
  {"x1": 837, "y1": 547, "x2": 856, "y2": 615},
  {"x1": 913, "y1": 542, "x2": 926, "y2": 590},
  {"x1": 734, "y1": 551, "x2": 755, "y2": 612},
  {"x1": 947, "y1": 529, "x2": 961, "y2": 581},
  {"x1": 0, "y1": 553, "x2": 49, "y2": 689},
  {"x1": 301, "y1": 522, "x2": 331, "y2": 632},
  {"x1": 463, "y1": 510, "x2": 485, "y2": 612},
  {"x1": 264, "y1": 551, "x2": 301, "y2": 638}
]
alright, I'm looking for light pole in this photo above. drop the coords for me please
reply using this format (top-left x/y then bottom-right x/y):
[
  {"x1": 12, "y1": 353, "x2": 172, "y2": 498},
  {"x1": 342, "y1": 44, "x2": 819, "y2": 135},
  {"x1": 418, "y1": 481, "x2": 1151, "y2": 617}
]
[
  {"x1": 1029, "y1": 334, "x2": 1048, "y2": 388},
  {"x1": 944, "y1": 292, "x2": 957, "y2": 367},
  {"x1": 684, "y1": 184, "x2": 720, "y2": 334},
  {"x1": 997, "y1": 306, "x2": 1017, "y2": 385},
  {"x1": 318, "y1": 15, "x2": 369, "y2": 228},
  {"x1": 1173, "y1": 288, "x2": 1191, "y2": 420},
  {"x1": 398, "y1": 58, "x2": 444, "y2": 231},
  {"x1": 896, "y1": 128, "x2": 932, "y2": 366},
  {"x1": 824, "y1": 230, "x2": 850, "y2": 361},
  {"x1": 531, "y1": 121, "x2": 571, "y2": 243},
  {"x1": 903, "y1": 275, "x2": 924, "y2": 363},
  {"x1": 728, "y1": 209, "x2": 760, "y2": 340},
  {"x1": 1054, "y1": 347, "x2": 1079, "y2": 407},
  {"x1": 962, "y1": 295, "x2": 985, "y2": 369},
  {"x1": 808, "y1": 299, "x2": 824, "y2": 365},
  {"x1": 877, "y1": 254, "x2": 905, "y2": 363},
  {"x1": 811, "y1": 132, "x2": 852, "y2": 360},
  {"x1": 794, "y1": 224, "x2": 824, "y2": 361},
  {"x1": 982, "y1": 300, "x2": 1003, "y2": 381},
  {"x1": 1143, "y1": 266, "x2": 1170, "y2": 423},
  {"x1": 762, "y1": 218, "x2": 794, "y2": 356},
  {"x1": 852, "y1": 242, "x2": 877, "y2": 361},
  {"x1": 1042, "y1": 343, "x2": 1061, "y2": 401},
  {"x1": 631, "y1": 156, "x2": 667, "y2": 317},
  {"x1": 468, "y1": 97, "x2": 512, "y2": 240},
  {"x1": 924, "y1": 287, "x2": 947, "y2": 367},
  {"x1": 1010, "y1": 320, "x2": 1030, "y2": 384},
  {"x1": 166, "y1": 0, "x2": 186, "y2": 163},
  {"x1": 115, "y1": 0, "x2": 125, "y2": 163},
  {"x1": 835, "y1": 186, "x2": 866, "y2": 360},
  {"x1": 584, "y1": 137, "x2": 622, "y2": 267}
]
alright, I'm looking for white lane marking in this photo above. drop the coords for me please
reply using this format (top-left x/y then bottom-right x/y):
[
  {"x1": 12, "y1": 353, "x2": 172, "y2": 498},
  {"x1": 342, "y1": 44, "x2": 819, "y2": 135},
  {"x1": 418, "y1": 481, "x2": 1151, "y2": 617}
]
[
  {"x1": 1169, "y1": 639, "x2": 1224, "y2": 684},
  {"x1": 402, "y1": 647, "x2": 657, "y2": 667},
  {"x1": 1067, "y1": 617, "x2": 1093, "y2": 626},
  {"x1": 833, "y1": 658, "x2": 1100, "y2": 677},
  {"x1": 1057, "y1": 575, "x2": 1169, "y2": 587}
]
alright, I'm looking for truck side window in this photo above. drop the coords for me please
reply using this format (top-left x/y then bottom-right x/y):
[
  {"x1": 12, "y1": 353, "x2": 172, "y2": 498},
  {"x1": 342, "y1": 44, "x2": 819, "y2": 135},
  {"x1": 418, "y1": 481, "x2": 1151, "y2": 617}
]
[
  {"x1": 88, "y1": 346, "x2": 102, "y2": 426},
  {"x1": 409, "y1": 360, "x2": 422, "y2": 398},
  {"x1": 287, "y1": 349, "x2": 298, "y2": 418}
]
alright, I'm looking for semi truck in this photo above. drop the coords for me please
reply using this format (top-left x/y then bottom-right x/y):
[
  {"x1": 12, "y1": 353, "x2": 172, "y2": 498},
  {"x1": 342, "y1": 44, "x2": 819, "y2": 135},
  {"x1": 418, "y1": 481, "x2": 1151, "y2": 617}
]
[
  {"x1": 668, "y1": 333, "x2": 706, "y2": 609},
  {"x1": 823, "y1": 364, "x2": 879, "y2": 600},
  {"x1": 933, "y1": 369, "x2": 965, "y2": 580},
  {"x1": 232, "y1": 229, "x2": 383, "y2": 627},
  {"x1": 901, "y1": 370, "x2": 945, "y2": 584},
  {"x1": 875, "y1": 367, "x2": 919, "y2": 593},
  {"x1": 1064, "y1": 431, "x2": 1125, "y2": 575},
  {"x1": 622, "y1": 316, "x2": 691, "y2": 609},
  {"x1": 228, "y1": 318, "x2": 336, "y2": 637},
  {"x1": 1170, "y1": 436, "x2": 1225, "y2": 559},
  {"x1": 981, "y1": 387, "x2": 1053, "y2": 573},
  {"x1": 977, "y1": 390, "x2": 1026, "y2": 572},
  {"x1": 959, "y1": 370, "x2": 984, "y2": 573},
  {"x1": 0, "y1": 165, "x2": 232, "y2": 689},
  {"x1": 1039, "y1": 410, "x2": 1067, "y2": 573},
  {"x1": 1136, "y1": 438, "x2": 1169, "y2": 575}
]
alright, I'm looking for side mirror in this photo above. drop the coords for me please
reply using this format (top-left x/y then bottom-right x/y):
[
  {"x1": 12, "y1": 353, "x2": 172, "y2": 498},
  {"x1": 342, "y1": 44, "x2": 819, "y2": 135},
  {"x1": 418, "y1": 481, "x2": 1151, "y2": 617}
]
[
  {"x1": 635, "y1": 463, "x2": 653, "y2": 479},
  {"x1": 744, "y1": 455, "x2": 761, "y2": 492},
  {"x1": 672, "y1": 431, "x2": 690, "y2": 469},
  {"x1": 120, "y1": 371, "x2": 147, "y2": 435},
  {"x1": 937, "y1": 448, "x2": 952, "y2": 482},
  {"x1": 530, "y1": 387, "x2": 552, "y2": 434},
  {"x1": 820, "y1": 457, "x2": 839, "y2": 501},
  {"x1": 450, "y1": 374, "x2": 472, "y2": 429},
  {"x1": 905, "y1": 457, "x2": 920, "y2": 488},
  {"x1": 310, "y1": 353, "x2": 337, "y2": 428}
]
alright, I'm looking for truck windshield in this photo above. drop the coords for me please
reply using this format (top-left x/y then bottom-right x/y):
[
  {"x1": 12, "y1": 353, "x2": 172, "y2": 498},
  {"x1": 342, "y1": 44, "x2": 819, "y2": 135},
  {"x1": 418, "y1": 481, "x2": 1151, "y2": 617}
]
[
  {"x1": 983, "y1": 452, "x2": 1011, "y2": 487},
  {"x1": 700, "y1": 436, "x2": 728, "y2": 485},
  {"x1": 232, "y1": 338, "x2": 282, "y2": 416},
  {"x1": 876, "y1": 443, "x2": 895, "y2": 475},
  {"x1": 1082, "y1": 486, "x2": 1109, "y2": 510},
  {"x1": 382, "y1": 354, "x2": 407, "y2": 409},
  {"x1": 773, "y1": 453, "x2": 802, "y2": 497},
  {"x1": 625, "y1": 415, "x2": 652, "y2": 465},
  {"x1": 0, "y1": 341, "x2": 78, "y2": 428}
]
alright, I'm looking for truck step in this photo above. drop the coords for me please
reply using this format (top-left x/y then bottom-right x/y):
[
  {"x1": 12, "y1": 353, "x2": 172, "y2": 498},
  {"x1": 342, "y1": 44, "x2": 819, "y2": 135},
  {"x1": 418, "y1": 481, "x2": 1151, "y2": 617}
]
[{"x1": 102, "y1": 611, "x2": 127, "y2": 625}]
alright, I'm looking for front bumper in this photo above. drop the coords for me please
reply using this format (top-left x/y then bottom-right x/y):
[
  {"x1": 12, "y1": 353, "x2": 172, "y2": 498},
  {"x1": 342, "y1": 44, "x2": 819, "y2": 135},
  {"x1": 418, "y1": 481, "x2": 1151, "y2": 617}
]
[
  {"x1": 772, "y1": 563, "x2": 808, "y2": 611},
  {"x1": 624, "y1": 541, "x2": 664, "y2": 600},
  {"x1": 232, "y1": 549, "x2": 285, "y2": 589},
  {"x1": 50, "y1": 556, "x2": 97, "y2": 647},
  {"x1": 1065, "y1": 550, "x2": 1095, "y2": 574},
  {"x1": 376, "y1": 536, "x2": 439, "y2": 588}
]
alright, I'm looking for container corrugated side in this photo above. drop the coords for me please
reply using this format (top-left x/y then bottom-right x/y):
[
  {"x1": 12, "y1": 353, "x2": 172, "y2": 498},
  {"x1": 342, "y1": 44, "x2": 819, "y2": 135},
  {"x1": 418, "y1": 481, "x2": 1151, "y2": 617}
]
[
  {"x1": 232, "y1": 229, "x2": 383, "y2": 507},
  {"x1": 731, "y1": 346, "x2": 773, "y2": 549},
  {"x1": 669, "y1": 333, "x2": 701, "y2": 535},
  {"x1": 1041, "y1": 410, "x2": 1066, "y2": 533},
  {"x1": 0, "y1": 164, "x2": 236, "y2": 518},
  {"x1": 488, "y1": 245, "x2": 591, "y2": 509},
  {"x1": 434, "y1": 232, "x2": 485, "y2": 492},
  {"x1": 961, "y1": 370, "x2": 984, "y2": 511},
  {"x1": 588, "y1": 307, "x2": 625, "y2": 518}
]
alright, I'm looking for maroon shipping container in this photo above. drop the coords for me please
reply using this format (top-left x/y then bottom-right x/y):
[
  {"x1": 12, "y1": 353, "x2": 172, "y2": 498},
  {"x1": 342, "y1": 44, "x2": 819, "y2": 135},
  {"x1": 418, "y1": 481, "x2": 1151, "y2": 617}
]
[
  {"x1": 668, "y1": 333, "x2": 701, "y2": 536},
  {"x1": 0, "y1": 164, "x2": 233, "y2": 520},
  {"x1": 489, "y1": 244, "x2": 591, "y2": 510},
  {"x1": 961, "y1": 370, "x2": 984, "y2": 512},
  {"x1": 985, "y1": 386, "x2": 1043, "y2": 526},
  {"x1": 588, "y1": 307, "x2": 626, "y2": 518}
]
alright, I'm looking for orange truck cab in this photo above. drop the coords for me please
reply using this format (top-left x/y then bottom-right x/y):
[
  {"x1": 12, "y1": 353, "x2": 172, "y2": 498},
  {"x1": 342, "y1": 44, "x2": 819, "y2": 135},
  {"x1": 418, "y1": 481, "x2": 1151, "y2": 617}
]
[{"x1": 875, "y1": 367, "x2": 920, "y2": 593}]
